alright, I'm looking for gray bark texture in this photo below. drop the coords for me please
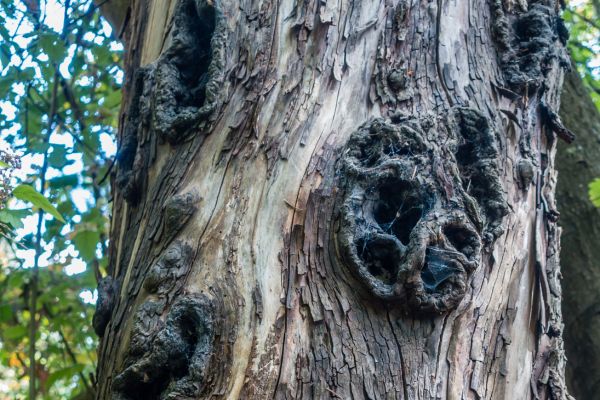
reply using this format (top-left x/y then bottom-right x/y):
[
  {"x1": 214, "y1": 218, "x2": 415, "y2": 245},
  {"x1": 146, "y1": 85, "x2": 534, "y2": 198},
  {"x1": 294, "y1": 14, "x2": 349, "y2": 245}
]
[
  {"x1": 557, "y1": 69, "x2": 600, "y2": 399},
  {"x1": 94, "y1": 0, "x2": 575, "y2": 399}
]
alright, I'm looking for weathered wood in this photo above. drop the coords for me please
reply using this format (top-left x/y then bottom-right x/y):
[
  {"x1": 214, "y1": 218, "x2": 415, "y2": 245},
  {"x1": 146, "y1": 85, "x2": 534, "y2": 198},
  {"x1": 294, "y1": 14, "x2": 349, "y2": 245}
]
[{"x1": 95, "y1": 0, "x2": 573, "y2": 398}]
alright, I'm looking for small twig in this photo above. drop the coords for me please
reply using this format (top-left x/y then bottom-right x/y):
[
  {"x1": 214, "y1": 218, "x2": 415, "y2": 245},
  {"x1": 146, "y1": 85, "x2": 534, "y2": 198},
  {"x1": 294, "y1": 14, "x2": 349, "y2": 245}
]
[
  {"x1": 70, "y1": 0, "x2": 111, "y2": 24},
  {"x1": 97, "y1": 156, "x2": 115, "y2": 185},
  {"x1": 61, "y1": 0, "x2": 72, "y2": 40}
]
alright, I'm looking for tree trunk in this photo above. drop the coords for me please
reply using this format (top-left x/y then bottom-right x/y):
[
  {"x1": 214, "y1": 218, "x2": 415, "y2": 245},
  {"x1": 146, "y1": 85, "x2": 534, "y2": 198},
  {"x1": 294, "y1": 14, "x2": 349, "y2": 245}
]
[
  {"x1": 95, "y1": 1, "x2": 574, "y2": 399},
  {"x1": 556, "y1": 68, "x2": 600, "y2": 399}
]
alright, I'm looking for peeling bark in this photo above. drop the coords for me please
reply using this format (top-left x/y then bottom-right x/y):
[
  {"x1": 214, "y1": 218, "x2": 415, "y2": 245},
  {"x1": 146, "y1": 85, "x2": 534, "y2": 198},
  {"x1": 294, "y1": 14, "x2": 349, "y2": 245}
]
[{"x1": 96, "y1": 0, "x2": 573, "y2": 399}]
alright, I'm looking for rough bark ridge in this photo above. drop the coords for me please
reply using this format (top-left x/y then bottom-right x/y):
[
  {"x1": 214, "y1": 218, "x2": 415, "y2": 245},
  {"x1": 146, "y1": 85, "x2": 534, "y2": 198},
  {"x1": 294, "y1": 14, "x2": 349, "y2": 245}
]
[{"x1": 95, "y1": 0, "x2": 573, "y2": 398}]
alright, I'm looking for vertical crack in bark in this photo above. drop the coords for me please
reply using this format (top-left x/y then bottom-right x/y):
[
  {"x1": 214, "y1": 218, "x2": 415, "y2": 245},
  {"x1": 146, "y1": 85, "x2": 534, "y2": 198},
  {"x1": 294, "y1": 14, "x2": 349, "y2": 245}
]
[
  {"x1": 435, "y1": 0, "x2": 454, "y2": 107},
  {"x1": 386, "y1": 311, "x2": 410, "y2": 400},
  {"x1": 115, "y1": 69, "x2": 147, "y2": 204}
]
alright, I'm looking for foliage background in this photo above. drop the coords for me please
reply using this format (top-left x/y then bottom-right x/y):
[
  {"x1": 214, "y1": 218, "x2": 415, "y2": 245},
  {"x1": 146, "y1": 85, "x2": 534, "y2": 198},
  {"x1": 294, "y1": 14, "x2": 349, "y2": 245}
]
[
  {"x1": 0, "y1": 0, "x2": 596, "y2": 399},
  {"x1": 0, "y1": 1, "x2": 121, "y2": 398}
]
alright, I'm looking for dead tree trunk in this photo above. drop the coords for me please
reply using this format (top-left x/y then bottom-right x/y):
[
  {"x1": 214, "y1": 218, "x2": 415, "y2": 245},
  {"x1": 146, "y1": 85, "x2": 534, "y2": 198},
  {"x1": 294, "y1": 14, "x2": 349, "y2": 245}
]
[{"x1": 95, "y1": 1, "x2": 574, "y2": 398}]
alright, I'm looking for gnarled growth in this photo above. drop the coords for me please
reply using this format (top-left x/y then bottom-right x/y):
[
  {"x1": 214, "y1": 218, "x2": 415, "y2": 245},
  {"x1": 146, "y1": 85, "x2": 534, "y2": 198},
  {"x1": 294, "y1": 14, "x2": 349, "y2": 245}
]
[
  {"x1": 141, "y1": 0, "x2": 226, "y2": 144},
  {"x1": 112, "y1": 294, "x2": 215, "y2": 400},
  {"x1": 143, "y1": 240, "x2": 194, "y2": 298},
  {"x1": 492, "y1": 2, "x2": 569, "y2": 93},
  {"x1": 92, "y1": 276, "x2": 119, "y2": 337},
  {"x1": 115, "y1": 0, "x2": 226, "y2": 203},
  {"x1": 162, "y1": 191, "x2": 201, "y2": 244},
  {"x1": 333, "y1": 109, "x2": 507, "y2": 314}
]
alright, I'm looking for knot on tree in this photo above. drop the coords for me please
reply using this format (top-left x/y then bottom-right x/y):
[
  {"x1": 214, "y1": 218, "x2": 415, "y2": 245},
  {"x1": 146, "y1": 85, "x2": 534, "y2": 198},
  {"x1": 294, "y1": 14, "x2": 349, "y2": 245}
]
[
  {"x1": 492, "y1": 2, "x2": 569, "y2": 93},
  {"x1": 116, "y1": 0, "x2": 226, "y2": 203},
  {"x1": 144, "y1": 240, "x2": 195, "y2": 298},
  {"x1": 333, "y1": 108, "x2": 507, "y2": 314},
  {"x1": 162, "y1": 191, "x2": 201, "y2": 244},
  {"x1": 92, "y1": 276, "x2": 119, "y2": 337},
  {"x1": 141, "y1": 0, "x2": 226, "y2": 145},
  {"x1": 112, "y1": 294, "x2": 215, "y2": 400}
]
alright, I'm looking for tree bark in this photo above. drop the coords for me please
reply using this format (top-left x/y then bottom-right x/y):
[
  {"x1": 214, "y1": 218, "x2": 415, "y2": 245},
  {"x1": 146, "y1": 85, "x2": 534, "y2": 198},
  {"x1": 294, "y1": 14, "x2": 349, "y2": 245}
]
[
  {"x1": 556, "y1": 68, "x2": 600, "y2": 399},
  {"x1": 95, "y1": 1, "x2": 574, "y2": 399}
]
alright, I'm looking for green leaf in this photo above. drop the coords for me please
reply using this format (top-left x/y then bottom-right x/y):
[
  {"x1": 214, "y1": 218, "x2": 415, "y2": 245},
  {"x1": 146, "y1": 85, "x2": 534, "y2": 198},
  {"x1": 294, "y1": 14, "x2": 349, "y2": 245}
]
[
  {"x1": 48, "y1": 174, "x2": 79, "y2": 189},
  {"x1": 589, "y1": 178, "x2": 600, "y2": 207},
  {"x1": 48, "y1": 145, "x2": 69, "y2": 169},
  {"x1": 0, "y1": 74, "x2": 14, "y2": 96},
  {"x1": 0, "y1": 209, "x2": 32, "y2": 229},
  {"x1": 12, "y1": 184, "x2": 65, "y2": 223},
  {"x1": 72, "y1": 230, "x2": 100, "y2": 262},
  {"x1": 102, "y1": 89, "x2": 121, "y2": 109},
  {"x1": 38, "y1": 33, "x2": 66, "y2": 63},
  {"x1": 20, "y1": 67, "x2": 36, "y2": 81},
  {"x1": 47, "y1": 364, "x2": 84, "y2": 390},
  {"x1": 0, "y1": 304, "x2": 12, "y2": 323},
  {"x1": 3, "y1": 325, "x2": 27, "y2": 340},
  {"x1": 57, "y1": 199, "x2": 76, "y2": 219},
  {"x1": 0, "y1": 43, "x2": 10, "y2": 69}
]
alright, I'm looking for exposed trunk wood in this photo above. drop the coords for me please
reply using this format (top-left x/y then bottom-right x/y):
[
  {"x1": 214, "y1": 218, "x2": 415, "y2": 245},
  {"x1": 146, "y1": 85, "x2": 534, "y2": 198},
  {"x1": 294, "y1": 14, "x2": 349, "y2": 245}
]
[{"x1": 95, "y1": 0, "x2": 573, "y2": 399}]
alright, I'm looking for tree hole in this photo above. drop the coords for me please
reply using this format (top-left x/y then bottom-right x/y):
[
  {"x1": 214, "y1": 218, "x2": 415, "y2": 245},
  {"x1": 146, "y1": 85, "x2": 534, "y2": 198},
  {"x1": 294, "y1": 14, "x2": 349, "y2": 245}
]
[
  {"x1": 173, "y1": 0, "x2": 216, "y2": 110},
  {"x1": 443, "y1": 225, "x2": 478, "y2": 258},
  {"x1": 420, "y1": 248, "x2": 463, "y2": 293},
  {"x1": 356, "y1": 235, "x2": 402, "y2": 285},
  {"x1": 371, "y1": 178, "x2": 424, "y2": 245}
]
